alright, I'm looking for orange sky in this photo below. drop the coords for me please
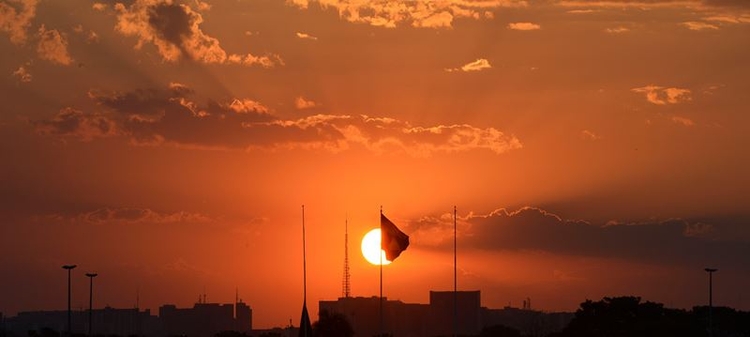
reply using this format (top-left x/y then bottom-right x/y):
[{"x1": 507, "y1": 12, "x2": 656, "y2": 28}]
[{"x1": 1, "y1": 0, "x2": 750, "y2": 329}]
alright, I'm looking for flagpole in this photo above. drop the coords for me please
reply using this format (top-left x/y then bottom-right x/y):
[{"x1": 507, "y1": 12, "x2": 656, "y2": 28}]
[
  {"x1": 453, "y1": 206, "x2": 457, "y2": 337},
  {"x1": 302, "y1": 205, "x2": 308, "y2": 337},
  {"x1": 379, "y1": 206, "x2": 383, "y2": 337},
  {"x1": 302, "y1": 205, "x2": 307, "y2": 304}
]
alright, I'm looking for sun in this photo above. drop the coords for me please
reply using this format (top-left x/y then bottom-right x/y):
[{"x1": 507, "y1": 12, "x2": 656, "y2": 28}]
[{"x1": 361, "y1": 228, "x2": 390, "y2": 265}]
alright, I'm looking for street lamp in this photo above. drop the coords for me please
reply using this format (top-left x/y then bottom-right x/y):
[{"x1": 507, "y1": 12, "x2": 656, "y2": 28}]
[
  {"x1": 62, "y1": 265, "x2": 77, "y2": 336},
  {"x1": 705, "y1": 268, "x2": 718, "y2": 336},
  {"x1": 85, "y1": 273, "x2": 98, "y2": 336}
]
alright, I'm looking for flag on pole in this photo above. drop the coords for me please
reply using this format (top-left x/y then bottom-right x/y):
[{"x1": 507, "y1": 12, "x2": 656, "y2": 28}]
[
  {"x1": 381, "y1": 213, "x2": 410, "y2": 261},
  {"x1": 298, "y1": 303, "x2": 313, "y2": 337}
]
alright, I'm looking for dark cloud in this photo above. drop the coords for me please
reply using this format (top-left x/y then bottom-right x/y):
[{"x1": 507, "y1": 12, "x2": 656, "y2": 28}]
[
  {"x1": 33, "y1": 107, "x2": 119, "y2": 140},
  {"x1": 147, "y1": 2, "x2": 192, "y2": 48},
  {"x1": 32, "y1": 84, "x2": 522, "y2": 156},
  {"x1": 702, "y1": 0, "x2": 750, "y2": 7},
  {"x1": 114, "y1": 0, "x2": 281, "y2": 66},
  {"x1": 81, "y1": 83, "x2": 274, "y2": 148},
  {"x1": 409, "y1": 207, "x2": 750, "y2": 268}
]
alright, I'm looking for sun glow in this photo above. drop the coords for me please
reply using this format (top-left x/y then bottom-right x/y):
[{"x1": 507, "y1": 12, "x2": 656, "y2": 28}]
[{"x1": 361, "y1": 228, "x2": 390, "y2": 265}]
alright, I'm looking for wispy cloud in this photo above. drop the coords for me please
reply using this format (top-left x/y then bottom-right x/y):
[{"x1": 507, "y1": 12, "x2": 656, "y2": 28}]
[
  {"x1": 671, "y1": 116, "x2": 695, "y2": 126},
  {"x1": 296, "y1": 32, "x2": 318, "y2": 40},
  {"x1": 114, "y1": 0, "x2": 282, "y2": 67},
  {"x1": 631, "y1": 85, "x2": 691, "y2": 105},
  {"x1": 227, "y1": 98, "x2": 269, "y2": 114},
  {"x1": 82, "y1": 207, "x2": 212, "y2": 224},
  {"x1": 703, "y1": 14, "x2": 750, "y2": 24},
  {"x1": 682, "y1": 21, "x2": 720, "y2": 30},
  {"x1": 295, "y1": 96, "x2": 318, "y2": 109},
  {"x1": 34, "y1": 207, "x2": 213, "y2": 225},
  {"x1": 581, "y1": 130, "x2": 602, "y2": 141},
  {"x1": 567, "y1": 9, "x2": 599, "y2": 14},
  {"x1": 12, "y1": 63, "x2": 32, "y2": 82},
  {"x1": 446, "y1": 58, "x2": 492, "y2": 72},
  {"x1": 558, "y1": 1, "x2": 699, "y2": 9},
  {"x1": 561, "y1": 0, "x2": 750, "y2": 11},
  {"x1": 32, "y1": 84, "x2": 521, "y2": 156},
  {"x1": 73, "y1": 24, "x2": 99, "y2": 43},
  {"x1": 605, "y1": 26, "x2": 630, "y2": 33},
  {"x1": 508, "y1": 22, "x2": 541, "y2": 30}
]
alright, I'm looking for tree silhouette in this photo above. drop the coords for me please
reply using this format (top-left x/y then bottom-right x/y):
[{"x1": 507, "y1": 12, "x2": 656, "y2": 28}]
[
  {"x1": 312, "y1": 310, "x2": 353, "y2": 337},
  {"x1": 479, "y1": 324, "x2": 522, "y2": 337},
  {"x1": 28, "y1": 328, "x2": 60, "y2": 337},
  {"x1": 555, "y1": 296, "x2": 704, "y2": 337},
  {"x1": 215, "y1": 331, "x2": 251, "y2": 337}
]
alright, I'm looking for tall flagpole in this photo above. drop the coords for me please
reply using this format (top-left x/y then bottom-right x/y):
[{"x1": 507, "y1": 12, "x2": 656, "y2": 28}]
[
  {"x1": 379, "y1": 206, "x2": 383, "y2": 337},
  {"x1": 302, "y1": 205, "x2": 307, "y2": 304},
  {"x1": 302, "y1": 205, "x2": 308, "y2": 337},
  {"x1": 453, "y1": 206, "x2": 457, "y2": 337}
]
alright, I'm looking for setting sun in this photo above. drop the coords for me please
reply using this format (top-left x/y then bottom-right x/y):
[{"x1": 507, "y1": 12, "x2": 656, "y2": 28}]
[{"x1": 361, "y1": 228, "x2": 390, "y2": 265}]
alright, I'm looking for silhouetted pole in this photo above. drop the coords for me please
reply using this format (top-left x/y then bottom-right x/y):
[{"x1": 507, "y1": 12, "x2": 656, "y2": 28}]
[
  {"x1": 86, "y1": 273, "x2": 98, "y2": 336},
  {"x1": 302, "y1": 205, "x2": 308, "y2": 337},
  {"x1": 302, "y1": 205, "x2": 307, "y2": 305},
  {"x1": 62, "y1": 265, "x2": 77, "y2": 336},
  {"x1": 705, "y1": 268, "x2": 717, "y2": 336},
  {"x1": 453, "y1": 206, "x2": 457, "y2": 337},
  {"x1": 379, "y1": 206, "x2": 383, "y2": 337}
]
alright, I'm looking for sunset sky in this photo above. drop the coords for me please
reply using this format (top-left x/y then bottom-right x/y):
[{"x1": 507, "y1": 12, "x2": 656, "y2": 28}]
[{"x1": 2, "y1": 0, "x2": 750, "y2": 329}]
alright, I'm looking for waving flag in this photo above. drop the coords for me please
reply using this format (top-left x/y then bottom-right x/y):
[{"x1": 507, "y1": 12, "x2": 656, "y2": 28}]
[{"x1": 381, "y1": 213, "x2": 410, "y2": 261}]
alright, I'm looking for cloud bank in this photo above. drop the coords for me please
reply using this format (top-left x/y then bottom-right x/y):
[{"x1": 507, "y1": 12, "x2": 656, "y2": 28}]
[
  {"x1": 32, "y1": 84, "x2": 521, "y2": 156},
  {"x1": 407, "y1": 207, "x2": 750, "y2": 268},
  {"x1": 288, "y1": 0, "x2": 527, "y2": 28}
]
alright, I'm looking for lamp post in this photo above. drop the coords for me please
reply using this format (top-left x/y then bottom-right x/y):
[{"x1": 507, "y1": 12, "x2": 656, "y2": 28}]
[
  {"x1": 85, "y1": 273, "x2": 98, "y2": 336},
  {"x1": 705, "y1": 268, "x2": 717, "y2": 336},
  {"x1": 62, "y1": 265, "x2": 77, "y2": 336}
]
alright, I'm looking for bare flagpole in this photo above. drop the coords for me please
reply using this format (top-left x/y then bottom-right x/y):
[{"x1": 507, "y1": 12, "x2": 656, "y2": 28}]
[
  {"x1": 379, "y1": 206, "x2": 384, "y2": 337},
  {"x1": 453, "y1": 206, "x2": 457, "y2": 337},
  {"x1": 302, "y1": 205, "x2": 307, "y2": 303},
  {"x1": 302, "y1": 205, "x2": 308, "y2": 337}
]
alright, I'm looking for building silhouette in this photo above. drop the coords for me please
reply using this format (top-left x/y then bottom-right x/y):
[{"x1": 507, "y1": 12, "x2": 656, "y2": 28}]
[
  {"x1": 428, "y1": 291, "x2": 482, "y2": 336},
  {"x1": 4, "y1": 308, "x2": 158, "y2": 337},
  {"x1": 319, "y1": 290, "x2": 573, "y2": 337},
  {"x1": 319, "y1": 296, "x2": 428, "y2": 337},
  {"x1": 160, "y1": 300, "x2": 252, "y2": 336},
  {"x1": 4, "y1": 299, "x2": 251, "y2": 337}
]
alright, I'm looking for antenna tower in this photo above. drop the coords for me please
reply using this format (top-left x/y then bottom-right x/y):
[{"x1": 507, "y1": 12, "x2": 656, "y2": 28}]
[{"x1": 342, "y1": 216, "x2": 351, "y2": 298}]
